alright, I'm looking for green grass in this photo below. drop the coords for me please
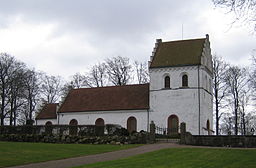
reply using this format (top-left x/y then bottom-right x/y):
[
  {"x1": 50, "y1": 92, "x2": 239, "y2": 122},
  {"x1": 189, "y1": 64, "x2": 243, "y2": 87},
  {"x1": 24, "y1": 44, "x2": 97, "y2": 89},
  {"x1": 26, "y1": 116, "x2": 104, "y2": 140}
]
[
  {"x1": 0, "y1": 141, "x2": 140, "y2": 167},
  {"x1": 75, "y1": 147, "x2": 256, "y2": 168}
]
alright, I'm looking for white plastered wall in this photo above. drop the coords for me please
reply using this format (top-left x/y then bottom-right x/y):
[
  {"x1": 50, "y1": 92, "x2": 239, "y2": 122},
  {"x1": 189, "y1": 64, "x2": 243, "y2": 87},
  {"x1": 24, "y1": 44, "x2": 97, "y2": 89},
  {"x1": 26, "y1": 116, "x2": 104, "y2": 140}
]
[
  {"x1": 149, "y1": 65, "x2": 213, "y2": 135},
  {"x1": 58, "y1": 109, "x2": 149, "y2": 132},
  {"x1": 36, "y1": 119, "x2": 57, "y2": 125}
]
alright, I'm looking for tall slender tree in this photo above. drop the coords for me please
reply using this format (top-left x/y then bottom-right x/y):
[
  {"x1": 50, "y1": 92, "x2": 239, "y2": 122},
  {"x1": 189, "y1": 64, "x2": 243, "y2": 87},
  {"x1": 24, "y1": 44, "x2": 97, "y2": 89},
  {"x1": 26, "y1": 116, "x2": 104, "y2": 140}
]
[
  {"x1": 22, "y1": 69, "x2": 40, "y2": 124},
  {"x1": 212, "y1": 55, "x2": 228, "y2": 135},
  {"x1": 225, "y1": 66, "x2": 248, "y2": 135}
]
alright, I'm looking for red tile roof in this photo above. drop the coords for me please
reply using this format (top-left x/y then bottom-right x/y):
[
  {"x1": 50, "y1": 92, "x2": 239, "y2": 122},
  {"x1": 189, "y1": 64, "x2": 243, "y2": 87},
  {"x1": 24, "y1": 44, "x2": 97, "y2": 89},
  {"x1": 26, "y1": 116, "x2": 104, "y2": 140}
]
[
  {"x1": 58, "y1": 84, "x2": 149, "y2": 113},
  {"x1": 36, "y1": 103, "x2": 58, "y2": 119}
]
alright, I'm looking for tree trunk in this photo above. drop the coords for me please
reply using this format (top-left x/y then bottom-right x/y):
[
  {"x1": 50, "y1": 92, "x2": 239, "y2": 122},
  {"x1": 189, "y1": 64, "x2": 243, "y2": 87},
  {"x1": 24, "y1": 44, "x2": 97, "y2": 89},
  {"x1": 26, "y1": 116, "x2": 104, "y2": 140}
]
[{"x1": 215, "y1": 88, "x2": 219, "y2": 135}]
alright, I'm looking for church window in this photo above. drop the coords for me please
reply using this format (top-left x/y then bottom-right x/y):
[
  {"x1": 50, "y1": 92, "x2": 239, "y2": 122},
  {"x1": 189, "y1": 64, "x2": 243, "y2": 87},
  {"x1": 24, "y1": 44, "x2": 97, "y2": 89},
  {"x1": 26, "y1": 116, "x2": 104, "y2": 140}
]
[
  {"x1": 95, "y1": 118, "x2": 104, "y2": 126},
  {"x1": 45, "y1": 121, "x2": 52, "y2": 126},
  {"x1": 127, "y1": 116, "x2": 137, "y2": 133},
  {"x1": 95, "y1": 118, "x2": 105, "y2": 135},
  {"x1": 69, "y1": 119, "x2": 78, "y2": 135},
  {"x1": 182, "y1": 74, "x2": 188, "y2": 87},
  {"x1": 45, "y1": 121, "x2": 53, "y2": 134},
  {"x1": 164, "y1": 76, "x2": 170, "y2": 88}
]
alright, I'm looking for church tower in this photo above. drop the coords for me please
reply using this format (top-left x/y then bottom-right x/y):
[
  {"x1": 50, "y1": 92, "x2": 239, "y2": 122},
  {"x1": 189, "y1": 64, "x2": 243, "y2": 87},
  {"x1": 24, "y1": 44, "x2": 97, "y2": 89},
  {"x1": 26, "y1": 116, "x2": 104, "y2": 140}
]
[{"x1": 148, "y1": 35, "x2": 213, "y2": 135}]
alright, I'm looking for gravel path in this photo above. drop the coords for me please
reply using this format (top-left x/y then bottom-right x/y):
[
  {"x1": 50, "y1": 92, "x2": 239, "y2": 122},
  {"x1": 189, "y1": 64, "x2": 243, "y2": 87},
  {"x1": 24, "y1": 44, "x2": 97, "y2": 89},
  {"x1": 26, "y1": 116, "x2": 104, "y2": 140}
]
[{"x1": 8, "y1": 143, "x2": 180, "y2": 168}]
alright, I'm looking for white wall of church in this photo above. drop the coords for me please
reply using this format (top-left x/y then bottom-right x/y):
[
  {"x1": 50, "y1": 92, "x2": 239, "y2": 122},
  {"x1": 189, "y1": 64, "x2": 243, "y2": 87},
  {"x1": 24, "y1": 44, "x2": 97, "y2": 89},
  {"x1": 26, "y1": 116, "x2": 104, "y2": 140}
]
[
  {"x1": 149, "y1": 65, "x2": 213, "y2": 135},
  {"x1": 58, "y1": 109, "x2": 149, "y2": 132},
  {"x1": 36, "y1": 119, "x2": 57, "y2": 125},
  {"x1": 149, "y1": 66, "x2": 199, "y2": 90}
]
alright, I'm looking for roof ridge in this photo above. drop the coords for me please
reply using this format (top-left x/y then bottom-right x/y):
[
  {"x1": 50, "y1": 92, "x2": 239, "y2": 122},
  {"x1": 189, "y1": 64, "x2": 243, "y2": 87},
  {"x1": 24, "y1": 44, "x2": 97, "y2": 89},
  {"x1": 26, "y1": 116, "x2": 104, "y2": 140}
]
[
  {"x1": 162, "y1": 38, "x2": 206, "y2": 44},
  {"x1": 72, "y1": 83, "x2": 149, "y2": 91}
]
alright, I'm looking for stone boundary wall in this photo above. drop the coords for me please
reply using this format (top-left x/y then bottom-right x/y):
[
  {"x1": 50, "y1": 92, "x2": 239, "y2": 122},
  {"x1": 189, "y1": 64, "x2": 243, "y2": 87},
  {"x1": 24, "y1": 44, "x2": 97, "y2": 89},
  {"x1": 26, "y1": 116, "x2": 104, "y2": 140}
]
[
  {"x1": 185, "y1": 133, "x2": 256, "y2": 148},
  {"x1": 0, "y1": 125, "x2": 155, "y2": 144},
  {"x1": 180, "y1": 122, "x2": 256, "y2": 148},
  {"x1": 0, "y1": 133, "x2": 150, "y2": 144},
  {"x1": 0, "y1": 124, "x2": 121, "y2": 136}
]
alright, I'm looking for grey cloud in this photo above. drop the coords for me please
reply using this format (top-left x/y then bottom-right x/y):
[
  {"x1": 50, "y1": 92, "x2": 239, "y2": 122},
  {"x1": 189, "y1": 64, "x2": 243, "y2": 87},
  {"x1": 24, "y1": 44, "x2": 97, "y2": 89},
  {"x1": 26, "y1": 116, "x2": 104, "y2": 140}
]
[
  {"x1": 0, "y1": 0, "x2": 202, "y2": 40},
  {"x1": 0, "y1": 0, "x2": 255, "y2": 79}
]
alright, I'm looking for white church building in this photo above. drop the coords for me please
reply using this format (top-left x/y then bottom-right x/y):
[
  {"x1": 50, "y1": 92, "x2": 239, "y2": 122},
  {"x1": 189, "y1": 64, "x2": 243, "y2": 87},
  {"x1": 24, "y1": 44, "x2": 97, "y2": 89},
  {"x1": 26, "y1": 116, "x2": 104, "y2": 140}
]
[{"x1": 36, "y1": 35, "x2": 213, "y2": 135}]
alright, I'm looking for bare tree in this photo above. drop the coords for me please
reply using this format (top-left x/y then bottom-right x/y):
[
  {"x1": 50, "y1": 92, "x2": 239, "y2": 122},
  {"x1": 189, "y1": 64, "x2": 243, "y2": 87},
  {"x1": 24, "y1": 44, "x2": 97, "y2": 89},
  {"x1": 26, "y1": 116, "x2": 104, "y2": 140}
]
[
  {"x1": 225, "y1": 66, "x2": 248, "y2": 135},
  {"x1": 213, "y1": 0, "x2": 256, "y2": 31},
  {"x1": 239, "y1": 89, "x2": 251, "y2": 135},
  {"x1": 212, "y1": 55, "x2": 229, "y2": 135},
  {"x1": 70, "y1": 73, "x2": 86, "y2": 89},
  {"x1": 105, "y1": 56, "x2": 132, "y2": 86},
  {"x1": 61, "y1": 73, "x2": 86, "y2": 99},
  {"x1": 0, "y1": 53, "x2": 20, "y2": 125},
  {"x1": 0, "y1": 53, "x2": 31, "y2": 125},
  {"x1": 244, "y1": 113, "x2": 256, "y2": 135},
  {"x1": 8, "y1": 63, "x2": 26, "y2": 125},
  {"x1": 250, "y1": 53, "x2": 256, "y2": 104},
  {"x1": 22, "y1": 69, "x2": 41, "y2": 124},
  {"x1": 134, "y1": 61, "x2": 149, "y2": 84},
  {"x1": 84, "y1": 63, "x2": 107, "y2": 87},
  {"x1": 220, "y1": 113, "x2": 234, "y2": 135},
  {"x1": 40, "y1": 74, "x2": 63, "y2": 103}
]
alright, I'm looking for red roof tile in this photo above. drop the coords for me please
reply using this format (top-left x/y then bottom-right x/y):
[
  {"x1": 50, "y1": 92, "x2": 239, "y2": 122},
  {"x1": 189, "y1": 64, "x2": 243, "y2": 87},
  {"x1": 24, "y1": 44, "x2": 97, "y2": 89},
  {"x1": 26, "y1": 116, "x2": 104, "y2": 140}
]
[
  {"x1": 58, "y1": 84, "x2": 149, "y2": 113},
  {"x1": 36, "y1": 103, "x2": 58, "y2": 119}
]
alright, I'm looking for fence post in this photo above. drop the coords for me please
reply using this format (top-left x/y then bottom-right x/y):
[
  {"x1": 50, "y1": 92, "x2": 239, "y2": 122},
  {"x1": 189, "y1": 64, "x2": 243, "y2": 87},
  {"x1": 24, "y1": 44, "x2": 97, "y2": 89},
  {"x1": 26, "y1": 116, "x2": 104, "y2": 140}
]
[
  {"x1": 149, "y1": 121, "x2": 156, "y2": 143},
  {"x1": 180, "y1": 122, "x2": 186, "y2": 144}
]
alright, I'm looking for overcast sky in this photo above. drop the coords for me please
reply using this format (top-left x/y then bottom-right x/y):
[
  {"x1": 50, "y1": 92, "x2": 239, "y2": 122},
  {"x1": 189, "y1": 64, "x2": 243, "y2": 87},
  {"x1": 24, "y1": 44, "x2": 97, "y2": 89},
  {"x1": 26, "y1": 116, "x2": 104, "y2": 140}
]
[{"x1": 0, "y1": 0, "x2": 255, "y2": 80}]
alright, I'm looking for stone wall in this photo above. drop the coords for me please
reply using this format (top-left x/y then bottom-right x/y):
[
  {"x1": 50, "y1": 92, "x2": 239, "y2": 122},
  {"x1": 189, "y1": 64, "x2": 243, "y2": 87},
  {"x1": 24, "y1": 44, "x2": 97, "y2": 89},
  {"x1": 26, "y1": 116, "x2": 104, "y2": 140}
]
[
  {"x1": 185, "y1": 134, "x2": 256, "y2": 148},
  {"x1": 0, "y1": 124, "x2": 120, "y2": 136},
  {"x1": 0, "y1": 132, "x2": 149, "y2": 144},
  {"x1": 0, "y1": 125, "x2": 153, "y2": 144},
  {"x1": 180, "y1": 122, "x2": 256, "y2": 148}
]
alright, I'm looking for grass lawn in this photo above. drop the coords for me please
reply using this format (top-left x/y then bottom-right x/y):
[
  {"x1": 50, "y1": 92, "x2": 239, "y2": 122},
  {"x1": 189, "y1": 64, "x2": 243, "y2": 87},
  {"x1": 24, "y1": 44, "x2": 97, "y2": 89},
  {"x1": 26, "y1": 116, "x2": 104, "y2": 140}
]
[
  {"x1": 0, "y1": 141, "x2": 140, "y2": 167},
  {"x1": 75, "y1": 147, "x2": 256, "y2": 168}
]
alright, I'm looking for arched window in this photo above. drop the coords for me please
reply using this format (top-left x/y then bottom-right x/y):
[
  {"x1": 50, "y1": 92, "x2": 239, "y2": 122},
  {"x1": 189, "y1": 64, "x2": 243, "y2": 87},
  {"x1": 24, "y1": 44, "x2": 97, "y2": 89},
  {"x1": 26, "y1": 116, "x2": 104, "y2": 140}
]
[
  {"x1": 127, "y1": 117, "x2": 137, "y2": 133},
  {"x1": 95, "y1": 118, "x2": 105, "y2": 136},
  {"x1": 164, "y1": 76, "x2": 170, "y2": 88},
  {"x1": 95, "y1": 118, "x2": 104, "y2": 126},
  {"x1": 182, "y1": 74, "x2": 188, "y2": 87},
  {"x1": 45, "y1": 121, "x2": 53, "y2": 135},
  {"x1": 69, "y1": 119, "x2": 78, "y2": 125},
  {"x1": 45, "y1": 121, "x2": 52, "y2": 126},
  {"x1": 69, "y1": 119, "x2": 78, "y2": 135}
]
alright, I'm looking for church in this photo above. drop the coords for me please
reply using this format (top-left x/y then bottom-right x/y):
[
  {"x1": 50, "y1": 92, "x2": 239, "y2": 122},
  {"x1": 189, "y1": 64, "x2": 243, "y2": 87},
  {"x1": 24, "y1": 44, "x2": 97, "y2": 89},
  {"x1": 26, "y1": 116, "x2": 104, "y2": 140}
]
[{"x1": 36, "y1": 35, "x2": 213, "y2": 135}]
